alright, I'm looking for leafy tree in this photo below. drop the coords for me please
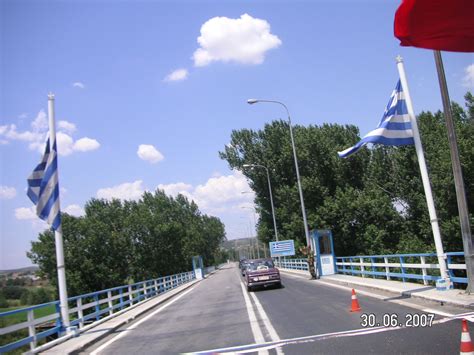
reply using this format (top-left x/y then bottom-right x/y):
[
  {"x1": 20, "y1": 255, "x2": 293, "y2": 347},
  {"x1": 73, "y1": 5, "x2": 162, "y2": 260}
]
[
  {"x1": 28, "y1": 190, "x2": 226, "y2": 297},
  {"x1": 219, "y1": 94, "x2": 473, "y2": 257}
]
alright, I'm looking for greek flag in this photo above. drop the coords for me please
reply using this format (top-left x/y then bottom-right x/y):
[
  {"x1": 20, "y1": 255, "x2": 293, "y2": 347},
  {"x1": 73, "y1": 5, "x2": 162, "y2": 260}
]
[
  {"x1": 27, "y1": 137, "x2": 61, "y2": 230},
  {"x1": 338, "y1": 80, "x2": 414, "y2": 158}
]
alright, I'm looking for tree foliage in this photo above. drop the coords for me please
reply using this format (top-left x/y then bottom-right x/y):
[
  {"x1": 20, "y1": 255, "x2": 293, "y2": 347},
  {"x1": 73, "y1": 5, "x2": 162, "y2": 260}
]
[
  {"x1": 219, "y1": 93, "x2": 473, "y2": 257},
  {"x1": 27, "y1": 190, "x2": 226, "y2": 296}
]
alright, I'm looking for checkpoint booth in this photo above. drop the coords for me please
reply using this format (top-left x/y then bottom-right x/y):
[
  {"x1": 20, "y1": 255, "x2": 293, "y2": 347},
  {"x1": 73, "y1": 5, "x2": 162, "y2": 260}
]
[
  {"x1": 192, "y1": 255, "x2": 204, "y2": 279},
  {"x1": 310, "y1": 229, "x2": 337, "y2": 276}
]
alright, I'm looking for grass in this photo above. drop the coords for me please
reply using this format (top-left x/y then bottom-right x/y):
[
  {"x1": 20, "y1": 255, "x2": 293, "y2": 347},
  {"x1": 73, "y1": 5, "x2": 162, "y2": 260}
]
[{"x1": 0, "y1": 304, "x2": 57, "y2": 325}]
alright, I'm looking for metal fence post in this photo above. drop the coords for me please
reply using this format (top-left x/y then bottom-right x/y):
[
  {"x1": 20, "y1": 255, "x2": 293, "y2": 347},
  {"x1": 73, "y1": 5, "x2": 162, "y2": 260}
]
[
  {"x1": 77, "y1": 298, "x2": 84, "y2": 328},
  {"x1": 420, "y1": 256, "x2": 428, "y2": 285},
  {"x1": 27, "y1": 309, "x2": 36, "y2": 350},
  {"x1": 384, "y1": 257, "x2": 390, "y2": 280}
]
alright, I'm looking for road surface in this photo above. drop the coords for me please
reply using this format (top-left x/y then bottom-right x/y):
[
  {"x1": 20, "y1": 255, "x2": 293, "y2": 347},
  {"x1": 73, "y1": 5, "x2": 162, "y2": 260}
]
[{"x1": 83, "y1": 263, "x2": 469, "y2": 354}]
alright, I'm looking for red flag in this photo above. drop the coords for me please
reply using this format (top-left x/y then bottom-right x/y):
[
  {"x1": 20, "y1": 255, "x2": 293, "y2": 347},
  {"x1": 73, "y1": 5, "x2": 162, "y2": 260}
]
[{"x1": 394, "y1": 0, "x2": 474, "y2": 52}]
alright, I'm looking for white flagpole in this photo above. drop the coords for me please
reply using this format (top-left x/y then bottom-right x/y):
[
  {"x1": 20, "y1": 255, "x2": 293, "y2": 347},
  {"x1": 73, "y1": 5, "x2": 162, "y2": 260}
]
[
  {"x1": 48, "y1": 93, "x2": 71, "y2": 329},
  {"x1": 395, "y1": 57, "x2": 450, "y2": 287}
]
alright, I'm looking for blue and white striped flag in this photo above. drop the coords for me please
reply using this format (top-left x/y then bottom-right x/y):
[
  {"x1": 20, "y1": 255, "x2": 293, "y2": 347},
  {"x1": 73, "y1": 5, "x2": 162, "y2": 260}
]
[
  {"x1": 27, "y1": 137, "x2": 61, "y2": 231},
  {"x1": 338, "y1": 80, "x2": 414, "y2": 158}
]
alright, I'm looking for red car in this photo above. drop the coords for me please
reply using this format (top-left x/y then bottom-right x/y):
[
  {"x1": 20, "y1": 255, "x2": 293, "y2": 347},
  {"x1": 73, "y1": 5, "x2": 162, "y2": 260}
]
[{"x1": 245, "y1": 258, "x2": 281, "y2": 291}]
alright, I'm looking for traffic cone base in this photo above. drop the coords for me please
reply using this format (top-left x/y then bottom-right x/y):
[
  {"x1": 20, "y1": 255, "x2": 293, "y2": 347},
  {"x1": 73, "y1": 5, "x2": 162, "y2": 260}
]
[
  {"x1": 460, "y1": 319, "x2": 474, "y2": 354},
  {"x1": 350, "y1": 288, "x2": 361, "y2": 312}
]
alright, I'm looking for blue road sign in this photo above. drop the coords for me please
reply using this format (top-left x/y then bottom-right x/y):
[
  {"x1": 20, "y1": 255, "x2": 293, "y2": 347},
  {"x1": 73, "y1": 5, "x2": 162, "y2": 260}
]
[{"x1": 270, "y1": 240, "x2": 295, "y2": 257}]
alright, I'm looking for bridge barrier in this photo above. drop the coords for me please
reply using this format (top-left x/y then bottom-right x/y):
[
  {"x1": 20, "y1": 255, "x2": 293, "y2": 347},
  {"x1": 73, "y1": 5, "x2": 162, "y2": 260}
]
[
  {"x1": 275, "y1": 252, "x2": 467, "y2": 287},
  {"x1": 336, "y1": 252, "x2": 467, "y2": 286},
  {"x1": 0, "y1": 270, "x2": 195, "y2": 354},
  {"x1": 275, "y1": 258, "x2": 309, "y2": 271}
]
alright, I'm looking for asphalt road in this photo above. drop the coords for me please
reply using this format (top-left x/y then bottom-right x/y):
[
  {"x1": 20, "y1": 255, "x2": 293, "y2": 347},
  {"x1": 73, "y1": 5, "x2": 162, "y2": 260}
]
[{"x1": 83, "y1": 264, "x2": 470, "y2": 354}]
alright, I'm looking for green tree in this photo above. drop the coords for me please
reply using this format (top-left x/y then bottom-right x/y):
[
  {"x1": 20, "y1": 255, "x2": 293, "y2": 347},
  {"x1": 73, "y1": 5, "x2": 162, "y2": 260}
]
[
  {"x1": 28, "y1": 190, "x2": 226, "y2": 297},
  {"x1": 219, "y1": 94, "x2": 473, "y2": 257}
]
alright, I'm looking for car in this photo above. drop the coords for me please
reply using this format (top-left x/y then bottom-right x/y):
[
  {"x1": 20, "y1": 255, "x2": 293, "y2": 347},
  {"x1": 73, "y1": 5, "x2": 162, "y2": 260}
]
[
  {"x1": 245, "y1": 258, "x2": 281, "y2": 291},
  {"x1": 239, "y1": 259, "x2": 249, "y2": 276}
]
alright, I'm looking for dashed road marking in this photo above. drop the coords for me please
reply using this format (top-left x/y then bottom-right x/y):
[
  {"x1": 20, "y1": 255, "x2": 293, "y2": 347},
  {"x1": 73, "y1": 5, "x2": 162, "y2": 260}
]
[{"x1": 239, "y1": 281, "x2": 269, "y2": 355}]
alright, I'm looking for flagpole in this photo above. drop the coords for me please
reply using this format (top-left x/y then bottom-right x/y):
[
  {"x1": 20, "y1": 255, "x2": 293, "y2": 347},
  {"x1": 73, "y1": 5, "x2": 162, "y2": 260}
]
[
  {"x1": 433, "y1": 50, "x2": 473, "y2": 294},
  {"x1": 395, "y1": 57, "x2": 451, "y2": 288},
  {"x1": 48, "y1": 93, "x2": 71, "y2": 329}
]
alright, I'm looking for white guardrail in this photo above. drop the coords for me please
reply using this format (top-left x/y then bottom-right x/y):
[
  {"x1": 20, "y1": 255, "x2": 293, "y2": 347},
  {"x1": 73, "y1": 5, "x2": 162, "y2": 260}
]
[
  {"x1": 275, "y1": 252, "x2": 467, "y2": 287},
  {"x1": 0, "y1": 270, "x2": 195, "y2": 353}
]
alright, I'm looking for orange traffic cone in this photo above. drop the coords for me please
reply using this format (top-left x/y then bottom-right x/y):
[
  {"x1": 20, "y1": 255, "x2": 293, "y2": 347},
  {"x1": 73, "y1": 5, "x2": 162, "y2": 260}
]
[
  {"x1": 350, "y1": 289, "x2": 361, "y2": 312},
  {"x1": 460, "y1": 319, "x2": 474, "y2": 355}
]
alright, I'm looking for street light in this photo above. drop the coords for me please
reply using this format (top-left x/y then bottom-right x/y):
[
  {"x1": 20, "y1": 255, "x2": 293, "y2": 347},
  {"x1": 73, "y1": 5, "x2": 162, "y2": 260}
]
[
  {"x1": 247, "y1": 99, "x2": 314, "y2": 276},
  {"x1": 241, "y1": 206, "x2": 260, "y2": 258},
  {"x1": 242, "y1": 164, "x2": 279, "y2": 243}
]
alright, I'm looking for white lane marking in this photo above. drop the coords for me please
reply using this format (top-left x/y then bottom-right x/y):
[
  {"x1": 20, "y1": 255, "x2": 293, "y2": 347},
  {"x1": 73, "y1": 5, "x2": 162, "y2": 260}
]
[
  {"x1": 90, "y1": 287, "x2": 195, "y2": 355},
  {"x1": 249, "y1": 291, "x2": 284, "y2": 355},
  {"x1": 239, "y1": 281, "x2": 269, "y2": 355},
  {"x1": 281, "y1": 271, "x2": 457, "y2": 318},
  {"x1": 194, "y1": 311, "x2": 474, "y2": 354}
]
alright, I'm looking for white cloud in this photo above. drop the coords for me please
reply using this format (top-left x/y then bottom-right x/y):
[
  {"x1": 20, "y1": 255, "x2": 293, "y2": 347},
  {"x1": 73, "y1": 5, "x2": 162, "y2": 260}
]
[
  {"x1": 192, "y1": 13, "x2": 281, "y2": 67},
  {"x1": 64, "y1": 204, "x2": 85, "y2": 217},
  {"x1": 0, "y1": 186, "x2": 16, "y2": 199},
  {"x1": 97, "y1": 180, "x2": 145, "y2": 201},
  {"x1": 14, "y1": 206, "x2": 49, "y2": 230},
  {"x1": 159, "y1": 171, "x2": 254, "y2": 215},
  {"x1": 15, "y1": 206, "x2": 37, "y2": 220},
  {"x1": 4, "y1": 124, "x2": 44, "y2": 142},
  {"x1": 58, "y1": 120, "x2": 77, "y2": 134},
  {"x1": 31, "y1": 110, "x2": 48, "y2": 132},
  {"x1": 73, "y1": 137, "x2": 100, "y2": 152},
  {"x1": 0, "y1": 110, "x2": 100, "y2": 156},
  {"x1": 463, "y1": 64, "x2": 474, "y2": 88},
  {"x1": 164, "y1": 68, "x2": 189, "y2": 82},
  {"x1": 193, "y1": 171, "x2": 253, "y2": 209},
  {"x1": 157, "y1": 182, "x2": 193, "y2": 199},
  {"x1": 72, "y1": 82, "x2": 85, "y2": 89},
  {"x1": 56, "y1": 131, "x2": 75, "y2": 156},
  {"x1": 137, "y1": 144, "x2": 164, "y2": 164}
]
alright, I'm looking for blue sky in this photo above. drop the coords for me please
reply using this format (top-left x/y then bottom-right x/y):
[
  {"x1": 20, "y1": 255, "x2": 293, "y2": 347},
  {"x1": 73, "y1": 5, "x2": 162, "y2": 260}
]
[{"x1": 1, "y1": 0, "x2": 472, "y2": 269}]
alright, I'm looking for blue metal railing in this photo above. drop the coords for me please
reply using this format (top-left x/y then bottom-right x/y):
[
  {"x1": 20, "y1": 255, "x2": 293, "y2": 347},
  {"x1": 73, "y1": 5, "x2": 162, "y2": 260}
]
[
  {"x1": 335, "y1": 252, "x2": 466, "y2": 285},
  {"x1": 275, "y1": 258, "x2": 309, "y2": 271},
  {"x1": 0, "y1": 270, "x2": 195, "y2": 353},
  {"x1": 274, "y1": 252, "x2": 467, "y2": 287}
]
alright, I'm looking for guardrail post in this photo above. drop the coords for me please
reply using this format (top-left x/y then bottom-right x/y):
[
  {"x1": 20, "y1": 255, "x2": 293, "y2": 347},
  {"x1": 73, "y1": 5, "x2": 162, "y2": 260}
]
[
  {"x1": 339, "y1": 258, "x2": 346, "y2": 274},
  {"x1": 399, "y1": 256, "x2": 406, "y2": 282},
  {"x1": 55, "y1": 302, "x2": 63, "y2": 331},
  {"x1": 350, "y1": 257, "x2": 354, "y2": 275},
  {"x1": 384, "y1": 257, "x2": 390, "y2": 280},
  {"x1": 77, "y1": 298, "x2": 84, "y2": 328},
  {"x1": 27, "y1": 309, "x2": 37, "y2": 350},
  {"x1": 371, "y1": 257, "x2": 376, "y2": 279},
  {"x1": 420, "y1": 256, "x2": 428, "y2": 285},
  {"x1": 128, "y1": 285, "x2": 133, "y2": 305},
  {"x1": 360, "y1": 257, "x2": 365, "y2": 277},
  {"x1": 447, "y1": 254, "x2": 456, "y2": 280},
  {"x1": 107, "y1": 290, "x2": 113, "y2": 315},
  {"x1": 119, "y1": 289, "x2": 124, "y2": 310},
  {"x1": 94, "y1": 294, "x2": 100, "y2": 321},
  {"x1": 142, "y1": 282, "x2": 147, "y2": 299}
]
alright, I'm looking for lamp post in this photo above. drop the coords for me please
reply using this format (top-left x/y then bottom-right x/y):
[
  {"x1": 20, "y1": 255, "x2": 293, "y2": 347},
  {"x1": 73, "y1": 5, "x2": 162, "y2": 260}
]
[
  {"x1": 241, "y1": 206, "x2": 260, "y2": 258},
  {"x1": 247, "y1": 99, "x2": 312, "y2": 250},
  {"x1": 247, "y1": 99, "x2": 317, "y2": 278},
  {"x1": 242, "y1": 164, "x2": 279, "y2": 243}
]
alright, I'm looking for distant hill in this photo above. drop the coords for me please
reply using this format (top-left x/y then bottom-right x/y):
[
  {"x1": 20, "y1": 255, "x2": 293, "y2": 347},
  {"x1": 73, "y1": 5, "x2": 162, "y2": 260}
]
[
  {"x1": 221, "y1": 237, "x2": 256, "y2": 249},
  {"x1": 0, "y1": 266, "x2": 39, "y2": 275}
]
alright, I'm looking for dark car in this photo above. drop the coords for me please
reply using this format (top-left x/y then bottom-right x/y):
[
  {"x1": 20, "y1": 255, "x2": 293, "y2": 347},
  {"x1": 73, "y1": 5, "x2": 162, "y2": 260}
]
[
  {"x1": 245, "y1": 258, "x2": 281, "y2": 291},
  {"x1": 239, "y1": 259, "x2": 248, "y2": 276}
]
